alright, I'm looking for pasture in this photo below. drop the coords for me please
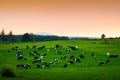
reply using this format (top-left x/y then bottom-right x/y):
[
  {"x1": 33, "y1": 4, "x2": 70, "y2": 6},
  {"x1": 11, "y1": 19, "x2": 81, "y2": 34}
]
[{"x1": 0, "y1": 39, "x2": 120, "y2": 80}]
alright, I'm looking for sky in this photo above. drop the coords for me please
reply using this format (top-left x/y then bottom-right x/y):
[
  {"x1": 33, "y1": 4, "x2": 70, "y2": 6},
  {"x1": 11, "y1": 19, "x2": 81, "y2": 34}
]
[{"x1": 0, "y1": 0, "x2": 120, "y2": 37}]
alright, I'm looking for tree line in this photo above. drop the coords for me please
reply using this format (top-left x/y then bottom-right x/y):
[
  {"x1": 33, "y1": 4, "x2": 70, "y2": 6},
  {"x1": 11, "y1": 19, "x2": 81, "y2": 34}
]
[{"x1": 0, "y1": 29, "x2": 68, "y2": 42}]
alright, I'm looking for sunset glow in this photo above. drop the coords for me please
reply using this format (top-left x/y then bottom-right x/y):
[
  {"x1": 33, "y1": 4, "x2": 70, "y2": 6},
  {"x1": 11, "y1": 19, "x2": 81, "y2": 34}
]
[{"x1": 0, "y1": 0, "x2": 120, "y2": 37}]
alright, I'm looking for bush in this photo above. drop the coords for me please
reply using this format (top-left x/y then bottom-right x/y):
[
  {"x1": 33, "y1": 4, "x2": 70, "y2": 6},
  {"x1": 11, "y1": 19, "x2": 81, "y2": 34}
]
[{"x1": 1, "y1": 64, "x2": 16, "y2": 77}]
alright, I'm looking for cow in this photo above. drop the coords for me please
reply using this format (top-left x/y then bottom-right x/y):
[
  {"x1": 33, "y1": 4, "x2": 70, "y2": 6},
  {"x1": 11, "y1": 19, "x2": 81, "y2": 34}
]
[
  {"x1": 28, "y1": 52, "x2": 34, "y2": 56},
  {"x1": 66, "y1": 49, "x2": 71, "y2": 54},
  {"x1": 70, "y1": 55, "x2": 74, "y2": 59},
  {"x1": 16, "y1": 51, "x2": 22, "y2": 56},
  {"x1": 99, "y1": 62, "x2": 104, "y2": 66},
  {"x1": 17, "y1": 56, "x2": 23, "y2": 60},
  {"x1": 74, "y1": 58, "x2": 80, "y2": 62},
  {"x1": 42, "y1": 62, "x2": 49, "y2": 68},
  {"x1": 68, "y1": 61, "x2": 74, "y2": 64},
  {"x1": 32, "y1": 59, "x2": 42, "y2": 64},
  {"x1": 32, "y1": 45, "x2": 36, "y2": 48},
  {"x1": 43, "y1": 53, "x2": 47, "y2": 57},
  {"x1": 61, "y1": 55, "x2": 68, "y2": 60},
  {"x1": 56, "y1": 50, "x2": 62, "y2": 54},
  {"x1": 78, "y1": 54, "x2": 84, "y2": 58},
  {"x1": 109, "y1": 54, "x2": 119, "y2": 58},
  {"x1": 63, "y1": 64, "x2": 68, "y2": 68},
  {"x1": 49, "y1": 61, "x2": 55, "y2": 66},
  {"x1": 34, "y1": 56, "x2": 39, "y2": 60},
  {"x1": 68, "y1": 46, "x2": 78, "y2": 50},
  {"x1": 54, "y1": 59, "x2": 59, "y2": 64},
  {"x1": 24, "y1": 64, "x2": 31, "y2": 69},
  {"x1": 38, "y1": 46, "x2": 45, "y2": 50},
  {"x1": 106, "y1": 60, "x2": 110, "y2": 64},
  {"x1": 36, "y1": 64, "x2": 41, "y2": 68},
  {"x1": 26, "y1": 45, "x2": 29, "y2": 49},
  {"x1": 16, "y1": 64, "x2": 24, "y2": 69},
  {"x1": 92, "y1": 53, "x2": 94, "y2": 57},
  {"x1": 55, "y1": 45, "x2": 63, "y2": 48}
]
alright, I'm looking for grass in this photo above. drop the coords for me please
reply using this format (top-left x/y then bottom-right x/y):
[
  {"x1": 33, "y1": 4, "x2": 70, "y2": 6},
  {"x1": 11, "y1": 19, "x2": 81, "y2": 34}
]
[{"x1": 0, "y1": 39, "x2": 120, "y2": 80}]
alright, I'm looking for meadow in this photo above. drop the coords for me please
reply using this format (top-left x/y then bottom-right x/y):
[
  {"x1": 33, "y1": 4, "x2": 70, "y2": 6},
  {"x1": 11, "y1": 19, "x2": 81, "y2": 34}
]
[{"x1": 0, "y1": 39, "x2": 120, "y2": 80}]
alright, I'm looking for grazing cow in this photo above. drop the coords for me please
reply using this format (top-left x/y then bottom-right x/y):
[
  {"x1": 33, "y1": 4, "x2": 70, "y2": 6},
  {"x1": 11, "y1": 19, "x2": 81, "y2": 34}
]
[
  {"x1": 43, "y1": 53, "x2": 47, "y2": 57},
  {"x1": 66, "y1": 49, "x2": 71, "y2": 54},
  {"x1": 39, "y1": 56, "x2": 44, "y2": 62},
  {"x1": 33, "y1": 50, "x2": 37, "y2": 54},
  {"x1": 49, "y1": 61, "x2": 54, "y2": 66},
  {"x1": 17, "y1": 56, "x2": 27, "y2": 61},
  {"x1": 36, "y1": 64, "x2": 41, "y2": 68},
  {"x1": 36, "y1": 53, "x2": 40, "y2": 56},
  {"x1": 16, "y1": 51, "x2": 22, "y2": 56},
  {"x1": 17, "y1": 56, "x2": 23, "y2": 60},
  {"x1": 54, "y1": 59, "x2": 59, "y2": 64},
  {"x1": 42, "y1": 63, "x2": 49, "y2": 68},
  {"x1": 38, "y1": 46, "x2": 45, "y2": 50},
  {"x1": 74, "y1": 58, "x2": 80, "y2": 62},
  {"x1": 16, "y1": 64, "x2": 24, "y2": 69},
  {"x1": 78, "y1": 54, "x2": 84, "y2": 58},
  {"x1": 61, "y1": 55, "x2": 68, "y2": 60},
  {"x1": 92, "y1": 53, "x2": 96, "y2": 59},
  {"x1": 70, "y1": 55, "x2": 74, "y2": 59},
  {"x1": 32, "y1": 59, "x2": 42, "y2": 64},
  {"x1": 63, "y1": 64, "x2": 68, "y2": 68},
  {"x1": 55, "y1": 45, "x2": 60, "y2": 48},
  {"x1": 32, "y1": 45, "x2": 36, "y2": 48},
  {"x1": 34, "y1": 56, "x2": 39, "y2": 60},
  {"x1": 68, "y1": 61, "x2": 74, "y2": 64},
  {"x1": 106, "y1": 60, "x2": 110, "y2": 64},
  {"x1": 24, "y1": 64, "x2": 31, "y2": 69},
  {"x1": 51, "y1": 46, "x2": 55, "y2": 49},
  {"x1": 56, "y1": 50, "x2": 62, "y2": 54},
  {"x1": 15, "y1": 46, "x2": 18, "y2": 49},
  {"x1": 114, "y1": 54, "x2": 119, "y2": 58},
  {"x1": 68, "y1": 46, "x2": 78, "y2": 50},
  {"x1": 24, "y1": 58, "x2": 27, "y2": 61},
  {"x1": 92, "y1": 53, "x2": 94, "y2": 57},
  {"x1": 12, "y1": 47, "x2": 18, "y2": 51},
  {"x1": 28, "y1": 52, "x2": 34, "y2": 56},
  {"x1": 99, "y1": 62, "x2": 104, "y2": 66},
  {"x1": 109, "y1": 54, "x2": 119, "y2": 58},
  {"x1": 26, "y1": 45, "x2": 29, "y2": 49},
  {"x1": 55, "y1": 45, "x2": 63, "y2": 48}
]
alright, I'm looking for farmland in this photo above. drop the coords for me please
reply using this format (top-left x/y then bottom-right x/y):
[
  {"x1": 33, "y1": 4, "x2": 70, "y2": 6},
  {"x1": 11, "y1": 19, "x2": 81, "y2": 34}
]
[{"x1": 0, "y1": 39, "x2": 120, "y2": 80}]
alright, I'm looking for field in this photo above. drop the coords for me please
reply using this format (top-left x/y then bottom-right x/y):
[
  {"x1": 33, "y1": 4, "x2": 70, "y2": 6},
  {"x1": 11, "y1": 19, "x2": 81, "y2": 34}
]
[{"x1": 0, "y1": 39, "x2": 120, "y2": 80}]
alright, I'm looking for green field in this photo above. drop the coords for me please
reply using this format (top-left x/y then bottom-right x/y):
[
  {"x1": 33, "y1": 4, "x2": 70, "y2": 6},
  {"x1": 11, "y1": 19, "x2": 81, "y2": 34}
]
[{"x1": 0, "y1": 39, "x2": 120, "y2": 80}]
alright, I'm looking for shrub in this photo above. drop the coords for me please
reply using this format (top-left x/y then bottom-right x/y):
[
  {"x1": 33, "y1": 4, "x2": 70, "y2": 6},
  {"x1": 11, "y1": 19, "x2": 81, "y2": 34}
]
[{"x1": 1, "y1": 64, "x2": 16, "y2": 77}]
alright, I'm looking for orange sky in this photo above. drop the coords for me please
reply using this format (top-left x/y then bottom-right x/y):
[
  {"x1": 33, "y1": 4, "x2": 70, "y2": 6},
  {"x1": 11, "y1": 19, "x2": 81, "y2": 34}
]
[{"x1": 0, "y1": 0, "x2": 120, "y2": 37}]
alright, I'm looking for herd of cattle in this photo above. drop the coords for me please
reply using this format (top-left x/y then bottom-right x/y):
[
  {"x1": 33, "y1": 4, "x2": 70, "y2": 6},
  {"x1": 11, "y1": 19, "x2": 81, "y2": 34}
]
[{"x1": 5, "y1": 44, "x2": 119, "y2": 69}]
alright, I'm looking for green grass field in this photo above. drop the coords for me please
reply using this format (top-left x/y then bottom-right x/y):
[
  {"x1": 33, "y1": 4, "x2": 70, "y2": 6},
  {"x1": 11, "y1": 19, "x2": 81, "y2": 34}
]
[{"x1": 0, "y1": 39, "x2": 120, "y2": 80}]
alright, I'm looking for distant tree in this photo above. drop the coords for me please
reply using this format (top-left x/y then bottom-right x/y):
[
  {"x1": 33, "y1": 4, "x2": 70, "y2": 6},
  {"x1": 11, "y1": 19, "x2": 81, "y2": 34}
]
[
  {"x1": 21, "y1": 33, "x2": 35, "y2": 42},
  {"x1": 8, "y1": 30, "x2": 13, "y2": 36},
  {"x1": 0, "y1": 29, "x2": 6, "y2": 42},
  {"x1": 101, "y1": 34, "x2": 105, "y2": 39},
  {"x1": 21, "y1": 33, "x2": 30, "y2": 42},
  {"x1": 101, "y1": 34, "x2": 109, "y2": 44},
  {"x1": 0, "y1": 29, "x2": 5, "y2": 35},
  {"x1": 7, "y1": 30, "x2": 15, "y2": 42}
]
